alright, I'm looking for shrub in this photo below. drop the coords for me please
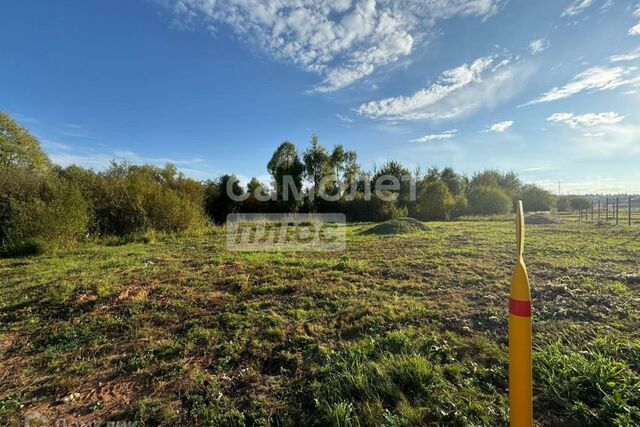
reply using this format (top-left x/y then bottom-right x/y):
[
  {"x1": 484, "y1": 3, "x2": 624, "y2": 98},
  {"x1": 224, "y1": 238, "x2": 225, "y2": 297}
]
[
  {"x1": 70, "y1": 162, "x2": 208, "y2": 236},
  {"x1": 520, "y1": 184, "x2": 553, "y2": 212},
  {"x1": 467, "y1": 186, "x2": 512, "y2": 215},
  {"x1": 451, "y1": 194, "x2": 469, "y2": 219},
  {"x1": 91, "y1": 174, "x2": 148, "y2": 236},
  {"x1": 569, "y1": 196, "x2": 591, "y2": 211},
  {"x1": 0, "y1": 169, "x2": 88, "y2": 255},
  {"x1": 144, "y1": 186, "x2": 205, "y2": 233},
  {"x1": 557, "y1": 197, "x2": 570, "y2": 212},
  {"x1": 375, "y1": 198, "x2": 408, "y2": 221},
  {"x1": 417, "y1": 180, "x2": 453, "y2": 221}
]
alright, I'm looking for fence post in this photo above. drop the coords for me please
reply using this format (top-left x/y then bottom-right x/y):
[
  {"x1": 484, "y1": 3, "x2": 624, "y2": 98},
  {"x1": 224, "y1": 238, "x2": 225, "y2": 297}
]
[
  {"x1": 629, "y1": 196, "x2": 632, "y2": 227},
  {"x1": 616, "y1": 197, "x2": 619, "y2": 225},
  {"x1": 598, "y1": 200, "x2": 601, "y2": 220},
  {"x1": 591, "y1": 201, "x2": 594, "y2": 221},
  {"x1": 606, "y1": 197, "x2": 609, "y2": 221}
]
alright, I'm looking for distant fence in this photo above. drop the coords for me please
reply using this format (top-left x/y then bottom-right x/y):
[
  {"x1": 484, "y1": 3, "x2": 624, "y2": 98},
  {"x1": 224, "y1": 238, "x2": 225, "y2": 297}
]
[{"x1": 574, "y1": 196, "x2": 639, "y2": 226}]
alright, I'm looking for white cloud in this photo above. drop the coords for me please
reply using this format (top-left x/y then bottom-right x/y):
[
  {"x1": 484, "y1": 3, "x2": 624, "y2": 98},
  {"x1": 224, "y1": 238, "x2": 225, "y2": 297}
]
[
  {"x1": 356, "y1": 55, "x2": 529, "y2": 121},
  {"x1": 525, "y1": 65, "x2": 640, "y2": 104},
  {"x1": 41, "y1": 139, "x2": 72, "y2": 151},
  {"x1": 529, "y1": 38, "x2": 549, "y2": 55},
  {"x1": 546, "y1": 112, "x2": 624, "y2": 128},
  {"x1": 164, "y1": 0, "x2": 504, "y2": 92},
  {"x1": 569, "y1": 123, "x2": 640, "y2": 159},
  {"x1": 409, "y1": 129, "x2": 457, "y2": 142},
  {"x1": 630, "y1": 23, "x2": 640, "y2": 35},
  {"x1": 543, "y1": 112, "x2": 640, "y2": 160},
  {"x1": 487, "y1": 120, "x2": 513, "y2": 132},
  {"x1": 609, "y1": 47, "x2": 640, "y2": 62},
  {"x1": 561, "y1": 0, "x2": 595, "y2": 17},
  {"x1": 336, "y1": 114, "x2": 354, "y2": 123}
]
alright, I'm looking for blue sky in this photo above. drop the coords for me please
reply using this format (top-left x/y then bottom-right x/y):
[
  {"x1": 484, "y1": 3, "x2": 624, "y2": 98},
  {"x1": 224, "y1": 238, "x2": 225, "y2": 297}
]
[{"x1": 2, "y1": 0, "x2": 639, "y2": 193}]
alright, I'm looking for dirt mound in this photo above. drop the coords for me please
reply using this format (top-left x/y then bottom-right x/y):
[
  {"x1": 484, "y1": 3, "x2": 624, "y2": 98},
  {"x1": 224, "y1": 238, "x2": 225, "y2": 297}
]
[
  {"x1": 525, "y1": 213, "x2": 563, "y2": 225},
  {"x1": 362, "y1": 217, "x2": 428, "y2": 235}
]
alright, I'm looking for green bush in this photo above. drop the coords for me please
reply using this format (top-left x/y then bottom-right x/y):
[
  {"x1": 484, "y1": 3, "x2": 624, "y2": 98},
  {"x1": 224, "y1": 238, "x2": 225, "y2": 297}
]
[
  {"x1": 451, "y1": 194, "x2": 469, "y2": 219},
  {"x1": 375, "y1": 198, "x2": 408, "y2": 221},
  {"x1": 70, "y1": 162, "x2": 208, "y2": 236},
  {"x1": 144, "y1": 186, "x2": 205, "y2": 233},
  {"x1": 0, "y1": 169, "x2": 88, "y2": 255},
  {"x1": 556, "y1": 197, "x2": 570, "y2": 212},
  {"x1": 91, "y1": 174, "x2": 148, "y2": 236},
  {"x1": 468, "y1": 186, "x2": 512, "y2": 215},
  {"x1": 520, "y1": 184, "x2": 553, "y2": 212},
  {"x1": 417, "y1": 180, "x2": 453, "y2": 221},
  {"x1": 569, "y1": 196, "x2": 591, "y2": 211}
]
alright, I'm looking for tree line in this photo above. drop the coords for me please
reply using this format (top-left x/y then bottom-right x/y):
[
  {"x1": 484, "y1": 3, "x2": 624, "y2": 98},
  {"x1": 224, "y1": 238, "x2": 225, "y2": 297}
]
[{"x1": 1, "y1": 111, "x2": 557, "y2": 256}]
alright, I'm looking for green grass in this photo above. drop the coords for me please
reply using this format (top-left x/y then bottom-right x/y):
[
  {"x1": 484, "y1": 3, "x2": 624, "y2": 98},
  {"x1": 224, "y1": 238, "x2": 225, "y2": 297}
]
[{"x1": 1, "y1": 220, "x2": 639, "y2": 426}]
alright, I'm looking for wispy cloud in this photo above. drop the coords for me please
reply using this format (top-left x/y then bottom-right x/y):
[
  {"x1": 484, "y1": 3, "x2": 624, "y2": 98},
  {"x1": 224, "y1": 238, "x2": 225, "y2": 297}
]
[
  {"x1": 356, "y1": 55, "x2": 529, "y2": 121},
  {"x1": 409, "y1": 129, "x2": 457, "y2": 142},
  {"x1": 525, "y1": 65, "x2": 640, "y2": 105},
  {"x1": 546, "y1": 112, "x2": 624, "y2": 128},
  {"x1": 487, "y1": 120, "x2": 513, "y2": 132},
  {"x1": 629, "y1": 5, "x2": 640, "y2": 35},
  {"x1": 336, "y1": 114, "x2": 354, "y2": 123},
  {"x1": 9, "y1": 112, "x2": 38, "y2": 124},
  {"x1": 41, "y1": 139, "x2": 72, "y2": 151},
  {"x1": 609, "y1": 47, "x2": 640, "y2": 62},
  {"x1": 544, "y1": 114, "x2": 639, "y2": 160},
  {"x1": 163, "y1": 0, "x2": 504, "y2": 92},
  {"x1": 561, "y1": 0, "x2": 595, "y2": 17},
  {"x1": 529, "y1": 38, "x2": 549, "y2": 55}
]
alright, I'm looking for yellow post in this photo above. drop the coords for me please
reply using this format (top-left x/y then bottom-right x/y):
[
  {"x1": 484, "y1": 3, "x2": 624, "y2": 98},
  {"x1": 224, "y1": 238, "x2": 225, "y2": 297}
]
[{"x1": 509, "y1": 200, "x2": 533, "y2": 427}]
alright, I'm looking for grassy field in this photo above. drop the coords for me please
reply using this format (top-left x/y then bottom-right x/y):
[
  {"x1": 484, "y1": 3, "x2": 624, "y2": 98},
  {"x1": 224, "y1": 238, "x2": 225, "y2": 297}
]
[{"x1": 1, "y1": 219, "x2": 639, "y2": 426}]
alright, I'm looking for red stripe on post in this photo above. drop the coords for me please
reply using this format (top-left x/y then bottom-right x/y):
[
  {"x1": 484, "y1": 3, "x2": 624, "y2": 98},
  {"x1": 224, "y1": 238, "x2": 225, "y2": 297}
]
[{"x1": 509, "y1": 298, "x2": 532, "y2": 317}]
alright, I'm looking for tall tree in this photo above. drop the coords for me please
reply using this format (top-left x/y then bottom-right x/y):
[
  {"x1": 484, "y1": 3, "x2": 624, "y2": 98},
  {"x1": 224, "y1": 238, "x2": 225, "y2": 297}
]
[
  {"x1": 330, "y1": 144, "x2": 359, "y2": 197},
  {"x1": 268, "y1": 141, "x2": 304, "y2": 206},
  {"x1": 440, "y1": 167, "x2": 465, "y2": 195},
  {"x1": 302, "y1": 135, "x2": 331, "y2": 199},
  {"x1": 372, "y1": 160, "x2": 412, "y2": 206},
  {"x1": 0, "y1": 112, "x2": 50, "y2": 171}
]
